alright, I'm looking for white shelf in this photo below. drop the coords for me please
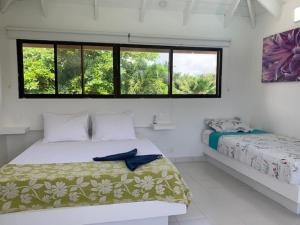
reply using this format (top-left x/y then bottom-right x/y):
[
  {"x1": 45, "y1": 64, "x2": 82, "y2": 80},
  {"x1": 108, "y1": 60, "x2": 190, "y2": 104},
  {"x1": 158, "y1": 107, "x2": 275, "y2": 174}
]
[
  {"x1": 152, "y1": 123, "x2": 176, "y2": 131},
  {"x1": 0, "y1": 126, "x2": 30, "y2": 135}
]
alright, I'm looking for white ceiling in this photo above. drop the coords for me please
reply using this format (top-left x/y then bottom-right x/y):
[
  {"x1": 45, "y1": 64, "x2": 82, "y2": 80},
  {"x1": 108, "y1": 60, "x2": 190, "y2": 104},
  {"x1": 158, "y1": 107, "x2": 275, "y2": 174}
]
[
  {"x1": 38, "y1": 0, "x2": 267, "y2": 17},
  {"x1": 1, "y1": 0, "x2": 285, "y2": 27},
  {"x1": 114, "y1": 0, "x2": 264, "y2": 17}
]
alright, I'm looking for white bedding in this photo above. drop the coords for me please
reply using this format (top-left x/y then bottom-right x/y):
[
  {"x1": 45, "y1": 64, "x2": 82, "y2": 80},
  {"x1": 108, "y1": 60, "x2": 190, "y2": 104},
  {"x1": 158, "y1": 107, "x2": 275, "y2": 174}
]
[
  {"x1": 10, "y1": 138, "x2": 162, "y2": 164},
  {"x1": 202, "y1": 130, "x2": 300, "y2": 185}
]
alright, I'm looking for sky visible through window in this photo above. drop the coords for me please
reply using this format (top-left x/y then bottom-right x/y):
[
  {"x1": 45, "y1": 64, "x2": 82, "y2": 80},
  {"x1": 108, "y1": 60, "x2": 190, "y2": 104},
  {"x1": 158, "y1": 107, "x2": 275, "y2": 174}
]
[{"x1": 158, "y1": 52, "x2": 217, "y2": 75}]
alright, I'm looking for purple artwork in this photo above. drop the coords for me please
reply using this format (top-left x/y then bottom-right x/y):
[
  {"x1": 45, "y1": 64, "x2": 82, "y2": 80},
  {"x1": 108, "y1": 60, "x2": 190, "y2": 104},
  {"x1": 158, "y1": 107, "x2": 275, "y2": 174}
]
[{"x1": 262, "y1": 28, "x2": 300, "y2": 83}]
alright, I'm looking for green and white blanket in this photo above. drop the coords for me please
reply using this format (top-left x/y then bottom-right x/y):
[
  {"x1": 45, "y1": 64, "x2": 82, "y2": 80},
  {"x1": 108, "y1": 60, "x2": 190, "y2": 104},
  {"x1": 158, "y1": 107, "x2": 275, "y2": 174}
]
[{"x1": 0, "y1": 158, "x2": 191, "y2": 214}]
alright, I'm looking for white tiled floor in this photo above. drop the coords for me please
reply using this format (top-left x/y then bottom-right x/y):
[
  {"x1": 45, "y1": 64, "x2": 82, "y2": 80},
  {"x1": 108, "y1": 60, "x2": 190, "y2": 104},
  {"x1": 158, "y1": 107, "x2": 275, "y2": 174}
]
[{"x1": 170, "y1": 162, "x2": 300, "y2": 225}]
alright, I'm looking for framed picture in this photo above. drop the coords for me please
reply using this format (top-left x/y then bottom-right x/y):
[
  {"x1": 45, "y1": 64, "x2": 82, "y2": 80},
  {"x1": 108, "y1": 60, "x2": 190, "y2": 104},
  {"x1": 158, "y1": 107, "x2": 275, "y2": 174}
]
[{"x1": 262, "y1": 27, "x2": 300, "y2": 83}]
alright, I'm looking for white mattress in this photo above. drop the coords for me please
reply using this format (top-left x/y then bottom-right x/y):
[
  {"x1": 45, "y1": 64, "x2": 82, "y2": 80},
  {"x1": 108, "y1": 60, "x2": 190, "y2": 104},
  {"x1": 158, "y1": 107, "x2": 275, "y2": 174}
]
[
  {"x1": 202, "y1": 130, "x2": 300, "y2": 185},
  {"x1": 10, "y1": 138, "x2": 162, "y2": 164}
]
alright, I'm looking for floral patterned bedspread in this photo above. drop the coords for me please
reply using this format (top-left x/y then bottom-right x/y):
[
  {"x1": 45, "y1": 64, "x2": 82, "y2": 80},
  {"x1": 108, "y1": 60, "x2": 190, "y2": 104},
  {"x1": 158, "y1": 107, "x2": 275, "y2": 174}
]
[
  {"x1": 217, "y1": 133, "x2": 300, "y2": 184},
  {"x1": 0, "y1": 158, "x2": 191, "y2": 214}
]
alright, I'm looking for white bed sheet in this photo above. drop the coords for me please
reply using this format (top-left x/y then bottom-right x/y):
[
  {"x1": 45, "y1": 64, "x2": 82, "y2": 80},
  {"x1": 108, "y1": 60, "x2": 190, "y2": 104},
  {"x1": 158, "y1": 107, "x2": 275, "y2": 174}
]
[{"x1": 10, "y1": 138, "x2": 162, "y2": 164}]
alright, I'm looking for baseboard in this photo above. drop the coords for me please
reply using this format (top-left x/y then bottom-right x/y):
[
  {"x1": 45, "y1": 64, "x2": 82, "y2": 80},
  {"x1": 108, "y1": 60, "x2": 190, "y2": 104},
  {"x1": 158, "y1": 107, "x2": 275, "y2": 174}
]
[{"x1": 169, "y1": 156, "x2": 206, "y2": 163}]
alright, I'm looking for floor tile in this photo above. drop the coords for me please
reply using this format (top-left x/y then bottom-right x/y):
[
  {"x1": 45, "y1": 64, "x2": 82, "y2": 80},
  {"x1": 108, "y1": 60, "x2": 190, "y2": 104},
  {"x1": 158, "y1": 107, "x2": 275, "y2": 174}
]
[
  {"x1": 169, "y1": 220, "x2": 180, "y2": 225},
  {"x1": 176, "y1": 202, "x2": 206, "y2": 222},
  {"x1": 173, "y1": 162, "x2": 300, "y2": 225},
  {"x1": 179, "y1": 218, "x2": 211, "y2": 225}
]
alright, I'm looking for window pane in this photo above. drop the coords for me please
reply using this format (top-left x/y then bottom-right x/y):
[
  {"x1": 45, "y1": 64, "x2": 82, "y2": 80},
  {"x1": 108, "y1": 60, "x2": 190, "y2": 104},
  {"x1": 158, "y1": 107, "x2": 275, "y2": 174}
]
[
  {"x1": 23, "y1": 43, "x2": 55, "y2": 94},
  {"x1": 120, "y1": 47, "x2": 169, "y2": 95},
  {"x1": 173, "y1": 50, "x2": 218, "y2": 95},
  {"x1": 57, "y1": 45, "x2": 82, "y2": 94},
  {"x1": 83, "y1": 46, "x2": 114, "y2": 95}
]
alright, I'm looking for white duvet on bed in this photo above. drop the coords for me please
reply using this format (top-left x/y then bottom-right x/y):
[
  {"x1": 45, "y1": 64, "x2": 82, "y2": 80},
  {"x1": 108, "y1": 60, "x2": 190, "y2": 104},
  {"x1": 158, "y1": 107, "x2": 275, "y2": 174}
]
[{"x1": 10, "y1": 138, "x2": 162, "y2": 164}]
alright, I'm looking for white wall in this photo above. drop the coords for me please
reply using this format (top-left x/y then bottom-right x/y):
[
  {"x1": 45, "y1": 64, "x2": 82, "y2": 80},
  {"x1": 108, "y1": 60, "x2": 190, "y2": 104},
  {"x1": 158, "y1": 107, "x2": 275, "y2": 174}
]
[
  {"x1": 249, "y1": 0, "x2": 300, "y2": 138},
  {"x1": 0, "y1": 1, "x2": 254, "y2": 162},
  {"x1": 0, "y1": 28, "x2": 8, "y2": 165}
]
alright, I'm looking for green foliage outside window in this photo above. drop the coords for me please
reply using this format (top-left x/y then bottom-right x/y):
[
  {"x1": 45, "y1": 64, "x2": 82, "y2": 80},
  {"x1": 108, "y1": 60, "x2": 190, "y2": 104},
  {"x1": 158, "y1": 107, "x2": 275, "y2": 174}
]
[
  {"x1": 84, "y1": 47, "x2": 114, "y2": 95},
  {"x1": 23, "y1": 46, "x2": 55, "y2": 94},
  {"x1": 121, "y1": 51, "x2": 169, "y2": 95},
  {"x1": 173, "y1": 73, "x2": 216, "y2": 94},
  {"x1": 57, "y1": 46, "x2": 82, "y2": 94}
]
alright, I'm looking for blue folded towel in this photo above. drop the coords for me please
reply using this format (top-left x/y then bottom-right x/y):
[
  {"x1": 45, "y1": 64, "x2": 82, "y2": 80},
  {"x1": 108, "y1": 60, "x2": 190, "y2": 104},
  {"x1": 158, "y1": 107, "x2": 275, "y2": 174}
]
[
  {"x1": 93, "y1": 149, "x2": 162, "y2": 171},
  {"x1": 125, "y1": 155, "x2": 163, "y2": 171},
  {"x1": 93, "y1": 149, "x2": 137, "y2": 161}
]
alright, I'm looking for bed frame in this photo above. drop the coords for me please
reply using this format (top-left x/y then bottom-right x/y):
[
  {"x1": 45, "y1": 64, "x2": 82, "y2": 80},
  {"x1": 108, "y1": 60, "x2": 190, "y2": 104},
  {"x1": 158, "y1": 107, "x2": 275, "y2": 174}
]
[
  {"x1": 204, "y1": 146, "x2": 300, "y2": 214},
  {"x1": 1, "y1": 201, "x2": 186, "y2": 225}
]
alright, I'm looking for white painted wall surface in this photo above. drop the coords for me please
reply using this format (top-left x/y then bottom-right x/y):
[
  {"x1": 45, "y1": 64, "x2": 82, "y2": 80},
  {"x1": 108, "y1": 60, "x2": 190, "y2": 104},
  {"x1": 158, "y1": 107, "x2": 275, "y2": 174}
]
[
  {"x1": 0, "y1": 135, "x2": 7, "y2": 166},
  {"x1": 0, "y1": 29, "x2": 7, "y2": 165},
  {"x1": 0, "y1": 1, "x2": 254, "y2": 162},
  {"x1": 249, "y1": 0, "x2": 300, "y2": 138}
]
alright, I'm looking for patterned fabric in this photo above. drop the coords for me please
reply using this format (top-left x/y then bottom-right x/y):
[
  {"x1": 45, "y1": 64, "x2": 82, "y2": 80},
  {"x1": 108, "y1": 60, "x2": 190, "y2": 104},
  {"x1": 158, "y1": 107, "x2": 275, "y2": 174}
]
[
  {"x1": 206, "y1": 119, "x2": 253, "y2": 132},
  {"x1": 0, "y1": 158, "x2": 191, "y2": 214},
  {"x1": 209, "y1": 130, "x2": 269, "y2": 150},
  {"x1": 217, "y1": 133, "x2": 300, "y2": 184}
]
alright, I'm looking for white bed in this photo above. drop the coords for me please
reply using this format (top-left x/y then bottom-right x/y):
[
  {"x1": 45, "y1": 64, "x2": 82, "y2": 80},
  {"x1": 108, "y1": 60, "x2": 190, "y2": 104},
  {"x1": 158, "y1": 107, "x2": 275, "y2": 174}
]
[
  {"x1": 1, "y1": 138, "x2": 187, "y2": 225},
  {"x1": 203, "y1": 130, "x2": 300, "y2": 185},
  {"x1": 10, "y1": 138, "x2": 163, "y2": 164},
  {"x1": 202, "y1": 129, "x2": 300, "y2": 214}
]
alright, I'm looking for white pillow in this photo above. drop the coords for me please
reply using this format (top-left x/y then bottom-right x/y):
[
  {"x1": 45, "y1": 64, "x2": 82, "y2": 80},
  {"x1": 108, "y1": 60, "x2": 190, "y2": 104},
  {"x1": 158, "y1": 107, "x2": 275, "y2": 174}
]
[
  {"x1": 206, "y1": 118, "x2": 253, "y2": 132},
  {"x1": 43, "y1": 113, "x2": 89, "y2": 143},
  {"x1": 92, "y1": 112, "x2": 136, "y2": 141}
]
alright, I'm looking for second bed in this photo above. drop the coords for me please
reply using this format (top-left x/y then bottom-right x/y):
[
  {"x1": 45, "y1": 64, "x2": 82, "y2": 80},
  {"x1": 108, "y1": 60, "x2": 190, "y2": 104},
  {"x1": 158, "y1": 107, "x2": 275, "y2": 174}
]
[{"x1": 202, "y1": 129, "x2": 300, "y2": 214}]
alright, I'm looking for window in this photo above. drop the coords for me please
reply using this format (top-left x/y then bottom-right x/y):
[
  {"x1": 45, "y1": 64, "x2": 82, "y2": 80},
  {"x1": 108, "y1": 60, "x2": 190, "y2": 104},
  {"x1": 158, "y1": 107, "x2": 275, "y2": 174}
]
[
  {"x1": 17, "y1": 40, "x2": 222, "y2": 98},
  {"x1": 22, "y1": 43, "x2": 55, "y2": 94},
  {"x1": 83, "y1": 46, "x2": 114, "y2": 95},
  {"x1": 173, "y1": 50, "x2": 218, "y2": 95},
  {"x1": 120, "y1": 47, "x2": 169, "y2": 95},
  {"x1": 57, "y1": 45, "x2": 82, "y2": 94}
]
